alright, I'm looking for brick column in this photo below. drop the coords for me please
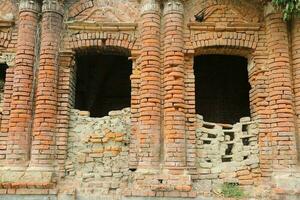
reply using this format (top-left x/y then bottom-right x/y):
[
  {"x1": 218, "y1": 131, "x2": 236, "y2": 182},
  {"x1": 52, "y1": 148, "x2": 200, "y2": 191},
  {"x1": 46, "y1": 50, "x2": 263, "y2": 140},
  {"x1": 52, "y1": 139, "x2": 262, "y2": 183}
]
[
  {"x1": 56, "y1": 51, "x2": 75, "y2": 176},
  {"x1": 30, "y1": 0, "x2": 63, "y2": 167},
  {"x1": 163, "y1": 0, "x2": 186, "y2": 168},
  {"x1": 265, "y1": 4, "x2": 297, "y2": 168},
  {"x1": 6, "y1": 0, "x2": 41, "y2": 163},
  {"x1": 137, "y1": 0, "x2": 161, "y2": 169},
  {"x1": 292, "y1": 17, "x2": 300, "y2": 161}
]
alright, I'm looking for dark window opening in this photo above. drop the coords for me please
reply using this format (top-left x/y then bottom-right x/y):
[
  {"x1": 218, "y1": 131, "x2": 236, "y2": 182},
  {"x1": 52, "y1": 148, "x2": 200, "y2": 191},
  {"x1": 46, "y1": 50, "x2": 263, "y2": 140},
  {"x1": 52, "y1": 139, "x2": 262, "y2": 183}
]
[
  {"x1": 194, "y1": 55, "x2": 250, "y2": 124},
  {"x1": 75, "y1": 53, "x2": 132, "y2": 117},
  {"x1": 0, "y1": 64, "x2": 7, "y2": 92}
]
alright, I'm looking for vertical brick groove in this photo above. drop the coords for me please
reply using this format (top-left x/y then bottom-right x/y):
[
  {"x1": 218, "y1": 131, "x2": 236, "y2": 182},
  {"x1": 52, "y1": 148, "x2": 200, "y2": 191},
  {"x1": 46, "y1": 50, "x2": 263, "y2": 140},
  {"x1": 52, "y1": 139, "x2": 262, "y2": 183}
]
[
  {"x1": 163, "y1": 0, "x2": 186, "y2": 168},
  {"x1": 30, "y1": 0, "x2": 63, "y2": 166},
  {"x1": 56, "y1": 52, "x2": 75, "y2": 176},
  {"x1": 6, "y1": 0, "x2": 41, "y2": 163},
  {"x1": 265, "y1": 9, "x2": 298, "y2": 168},
  {"x1": 137, "y1": 0, "x2": 161, "y2": 168},
  {"x1": 0, "y1": 68, "x2": 14, "y2": 160},
  {"x1": 292, "y1": 18, "x2": 300, "y2": 161},
  {"x1": 129, "y1": 58, "x2": 140, "y2": 168},
  {"x1": 184, "y1": 55, "x2": 196, "y2": 170}
]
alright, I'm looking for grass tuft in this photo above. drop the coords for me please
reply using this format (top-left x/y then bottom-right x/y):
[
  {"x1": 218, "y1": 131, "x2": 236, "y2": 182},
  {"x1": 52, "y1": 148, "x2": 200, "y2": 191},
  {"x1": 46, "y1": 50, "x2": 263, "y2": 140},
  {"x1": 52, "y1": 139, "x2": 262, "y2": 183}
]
[{"x1": 221, "y1": 183, "x2": 245, "y2": 198}]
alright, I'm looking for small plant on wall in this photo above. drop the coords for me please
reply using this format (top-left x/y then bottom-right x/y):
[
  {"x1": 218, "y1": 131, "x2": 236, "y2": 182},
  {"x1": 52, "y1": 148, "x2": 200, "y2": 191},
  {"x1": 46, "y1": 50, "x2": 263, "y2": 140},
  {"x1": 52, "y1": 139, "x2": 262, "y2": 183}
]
[
  {"x1": 221, "y1": 183, "x2": 245, "y2": 199},
  {"x1": 272, "y1": 0, "x2": 300, "y2": 20}
]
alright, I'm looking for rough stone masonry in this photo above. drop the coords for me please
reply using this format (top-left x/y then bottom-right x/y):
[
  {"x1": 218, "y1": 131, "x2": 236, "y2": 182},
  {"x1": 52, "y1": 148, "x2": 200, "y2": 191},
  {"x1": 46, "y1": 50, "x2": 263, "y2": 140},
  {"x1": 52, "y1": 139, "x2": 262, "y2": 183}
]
[{"x1": 0, "y1": 0, "x2": 300, "y2": 199}]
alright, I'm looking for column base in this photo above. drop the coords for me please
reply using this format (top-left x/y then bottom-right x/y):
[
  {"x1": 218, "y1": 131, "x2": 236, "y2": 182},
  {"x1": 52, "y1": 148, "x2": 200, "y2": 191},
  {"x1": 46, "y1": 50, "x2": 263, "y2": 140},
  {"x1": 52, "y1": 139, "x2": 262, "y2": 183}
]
[{"x1": 0, "y1": 164, "x2": 54, "y2": 189}]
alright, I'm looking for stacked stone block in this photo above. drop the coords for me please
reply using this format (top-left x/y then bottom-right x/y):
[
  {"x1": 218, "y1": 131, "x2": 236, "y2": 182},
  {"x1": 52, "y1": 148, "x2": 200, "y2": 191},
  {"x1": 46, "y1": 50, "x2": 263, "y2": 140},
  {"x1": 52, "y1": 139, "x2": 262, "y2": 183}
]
[
  {"x1": 194, "y1": 115, "x2": 260, "y2": 189},
  {"x1": 60, "y1": 108, "x2": 131, "y2": 196}
]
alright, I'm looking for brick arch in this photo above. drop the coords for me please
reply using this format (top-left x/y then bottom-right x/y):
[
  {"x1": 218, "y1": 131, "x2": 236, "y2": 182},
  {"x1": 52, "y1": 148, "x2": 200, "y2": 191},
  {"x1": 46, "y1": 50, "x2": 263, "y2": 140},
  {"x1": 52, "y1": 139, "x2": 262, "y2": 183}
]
[
  {"x1": 185, "y1": 0, "x2": 263, "y2": 23},
  {"x1": 0, "y1": 0, "x2": 17, "y2": 48},
  {"x1": 192, "y1": 31, "x2": 258, "y2": 53},
  {"x1": 0, "y1": 0, "x2": 17, "y2": 19},
  {"x1": 66, "y1": 32, "x2": 138, "y2": 52},
  {"x1": 194, "y1": 46, "x2": 254, "y2": 59},
  {"x1": 67, "y1": 0, "x2": 94, "y2": 19},
  {"x1": 0, "y1": 31, "x2": 13, "y2": 49},
  {"x1": 66, "y1": 0, "x2": 140, "y2": 22}
]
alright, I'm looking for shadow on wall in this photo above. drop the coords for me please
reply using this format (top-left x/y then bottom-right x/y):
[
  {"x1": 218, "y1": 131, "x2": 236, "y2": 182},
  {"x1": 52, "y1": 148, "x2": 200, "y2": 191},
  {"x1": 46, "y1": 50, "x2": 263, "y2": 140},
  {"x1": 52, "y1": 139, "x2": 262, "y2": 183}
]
[
  {"x1": 75, "y1": 52, "x2": 132, "y2": 118},
  {"x1": 194, "y1": 55, "x2": 251, "y2": 124}
]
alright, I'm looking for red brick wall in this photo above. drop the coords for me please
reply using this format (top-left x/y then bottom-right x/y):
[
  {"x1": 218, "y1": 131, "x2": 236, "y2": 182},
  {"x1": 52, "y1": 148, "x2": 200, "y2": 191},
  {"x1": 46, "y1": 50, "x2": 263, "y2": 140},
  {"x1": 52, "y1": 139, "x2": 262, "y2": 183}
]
[
  {"x1": 0, "y1": 0, "x2": 300, "y2": 198},
  {"x1": 292, "y1": 18, "x2": 300, "y2": 161}
]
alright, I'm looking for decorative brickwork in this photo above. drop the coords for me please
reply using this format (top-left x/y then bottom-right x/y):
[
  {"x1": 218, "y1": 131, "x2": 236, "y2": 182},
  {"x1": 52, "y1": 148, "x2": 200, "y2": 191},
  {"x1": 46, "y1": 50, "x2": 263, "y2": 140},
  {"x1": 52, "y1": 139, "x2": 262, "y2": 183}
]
[
  {"x1": 137, "y1": 0, "x2": 161, "y2": 169},
  {"x1": 7, "y1": 0, "x2": 41, "y2": 163},
  {"x1": 265, "y1": 5, "x2": 297, "y2": 169},
  {"x1": 0, "y1": 0, "x2": 300, "y2": 199},
  {"x1": 30, "y1": 0, "x2": 64, "y2": 168}
]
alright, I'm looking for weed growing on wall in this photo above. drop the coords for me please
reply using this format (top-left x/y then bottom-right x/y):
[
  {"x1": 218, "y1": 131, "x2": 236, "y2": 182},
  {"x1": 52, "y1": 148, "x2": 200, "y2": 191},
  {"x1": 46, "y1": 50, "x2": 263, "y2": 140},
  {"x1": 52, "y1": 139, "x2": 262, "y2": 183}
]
[
  {"x1": 221, "y1": 183, "x2": 245, "y2": 198},
  {"x1": 272, "y1": 0, "x2": 300, "y2": 20}
]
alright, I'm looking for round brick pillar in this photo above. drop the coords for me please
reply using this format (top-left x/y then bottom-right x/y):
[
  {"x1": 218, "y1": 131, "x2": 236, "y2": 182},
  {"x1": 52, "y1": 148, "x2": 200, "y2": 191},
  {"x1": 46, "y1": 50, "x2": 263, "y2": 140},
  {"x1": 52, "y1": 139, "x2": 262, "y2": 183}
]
[
  {"x1": 6, "y1": 0, "x2": 41, "y2": 163},
  {"x1": 30, "y1": 0, "x2": 63, "y2": 167},
  {"x1": 137, "y1": 0, "x2": 162, "y2": 169},
  {"x1": 292, "y1": 17, "x2": 300, "y2": 162},
  {"x1": 265, "y1": 4, "x2": 298, "y2": 169},
  {"x1": 162, "y1": 0, "x2": 186, "y2": 168}
]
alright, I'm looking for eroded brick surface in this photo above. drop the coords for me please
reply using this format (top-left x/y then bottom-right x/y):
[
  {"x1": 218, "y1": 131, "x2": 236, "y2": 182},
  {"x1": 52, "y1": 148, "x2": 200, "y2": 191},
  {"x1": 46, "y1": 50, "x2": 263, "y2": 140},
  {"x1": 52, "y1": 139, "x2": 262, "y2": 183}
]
[
  {"x1": 0, "y1": 0, "x2": 299, "y2": 199},
  {"x1": 59, "y1": 108, "x2": 131, "y2": 196}
]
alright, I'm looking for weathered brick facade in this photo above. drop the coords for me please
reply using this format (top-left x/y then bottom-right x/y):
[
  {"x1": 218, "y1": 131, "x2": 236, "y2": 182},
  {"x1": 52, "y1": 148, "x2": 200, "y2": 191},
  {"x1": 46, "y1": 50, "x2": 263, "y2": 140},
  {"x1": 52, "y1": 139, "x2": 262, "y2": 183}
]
[{"x1": 0, "y1": 0, "x2": 300, "y2": 199}]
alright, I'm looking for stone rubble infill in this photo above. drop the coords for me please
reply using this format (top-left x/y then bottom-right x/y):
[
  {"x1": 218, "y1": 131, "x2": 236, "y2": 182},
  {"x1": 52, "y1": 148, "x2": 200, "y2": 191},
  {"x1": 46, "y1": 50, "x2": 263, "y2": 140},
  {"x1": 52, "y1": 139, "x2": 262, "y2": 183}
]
[
  {"x1": 59, "y1": 107, "x2": 131, "y2": 196},
  {"x1": 194, "y1": 115, "x2": 261, "y2": 195},
  {"x1": 58, "y1": 109, "x2": 262, "y2": 199}
]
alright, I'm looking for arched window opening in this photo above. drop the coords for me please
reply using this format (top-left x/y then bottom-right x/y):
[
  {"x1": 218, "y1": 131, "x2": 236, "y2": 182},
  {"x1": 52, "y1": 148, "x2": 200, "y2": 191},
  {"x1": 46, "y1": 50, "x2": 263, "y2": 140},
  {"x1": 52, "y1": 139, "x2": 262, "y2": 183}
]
[
  {"x1": 194, "y1": 55, "x2": 250, "y2": 124},
  {"x1": 74, "y1": 52, "x2": 132, "y2": 118}
]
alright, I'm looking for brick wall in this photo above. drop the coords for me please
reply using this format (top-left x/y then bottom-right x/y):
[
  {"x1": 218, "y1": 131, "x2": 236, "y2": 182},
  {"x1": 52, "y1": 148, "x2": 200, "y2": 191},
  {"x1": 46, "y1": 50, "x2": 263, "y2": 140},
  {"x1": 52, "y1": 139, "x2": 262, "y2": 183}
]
[
  {"x1": 265, "y1": 8, "x2": 297, "y2": 169},
  {"x1": 0, "y1": 0, "x2": 299, "y2": 199}
]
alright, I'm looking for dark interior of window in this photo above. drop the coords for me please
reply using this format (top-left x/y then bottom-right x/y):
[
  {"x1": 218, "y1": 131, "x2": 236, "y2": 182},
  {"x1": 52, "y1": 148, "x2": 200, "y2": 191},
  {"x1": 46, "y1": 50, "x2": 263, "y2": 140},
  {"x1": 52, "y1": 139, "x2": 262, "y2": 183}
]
[
  {"x1": 194, "y1": 55, "x2": 250, "y2": 124},
  {"x1": 75, "y1": 53, "x2": 131, "y2": 117},
  {"x1": 0, "y1": 64, "x2": 7, "y2": 92}
]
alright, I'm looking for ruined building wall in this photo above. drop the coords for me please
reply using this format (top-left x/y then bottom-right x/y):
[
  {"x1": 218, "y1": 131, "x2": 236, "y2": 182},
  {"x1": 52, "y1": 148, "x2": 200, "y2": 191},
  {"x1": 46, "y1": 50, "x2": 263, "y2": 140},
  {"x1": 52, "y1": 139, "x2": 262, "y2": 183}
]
[
  {"x1": 60, "y1": 108, "x2": 131, "y2": 197},
  {"x1": 0, "y1": 0, "x2": 299, "y2": 199}
]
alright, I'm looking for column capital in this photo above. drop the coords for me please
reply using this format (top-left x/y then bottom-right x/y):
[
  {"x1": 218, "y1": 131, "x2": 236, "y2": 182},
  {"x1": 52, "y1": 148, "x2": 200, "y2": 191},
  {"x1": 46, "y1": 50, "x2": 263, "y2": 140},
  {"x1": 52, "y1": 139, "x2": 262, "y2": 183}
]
[
  {"x1": 42, "y1": 0, "x2": 64, "y2": 16},
  {"x1": 141, "y1": 0, "x2": 160, "y2": 14},
  {"x1": 19, "y1": 0, "x2": 41, "y2": 13},
  {"x1": 163, "y1": 0, "x2": 184, "y2": 15}
]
